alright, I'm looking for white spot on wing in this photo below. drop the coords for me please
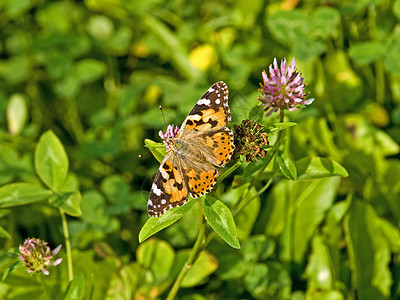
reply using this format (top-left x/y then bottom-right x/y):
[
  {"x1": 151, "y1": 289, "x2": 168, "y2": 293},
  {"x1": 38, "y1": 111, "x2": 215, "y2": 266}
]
[
  {"x1": 197, "y1": 98, "x2": 211, "y2": 106},
  {"x1": 190, "y1": 114, "x2": 202, "y2": 121},
  {"x1": 160, "y1": 168, "x2": 169, "y2": 180},
  {"x1": 148, "y1": 199, "x2": 153, "y2": 206},
  {"x1": 152, "y1": 183, "x2": 162, "y2": 196},
  {"x1": 161, "y1": 199, "x2": 167, "y2": 205},
  {"x1": 215, "y1": 99, "x2": 220, "y2": 104}
]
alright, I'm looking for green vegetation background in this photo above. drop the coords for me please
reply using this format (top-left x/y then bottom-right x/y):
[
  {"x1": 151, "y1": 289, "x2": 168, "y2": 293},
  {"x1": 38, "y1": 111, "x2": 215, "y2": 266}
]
[{"x1": 1, "y1": 0, "x2": 400, "y2": 299}]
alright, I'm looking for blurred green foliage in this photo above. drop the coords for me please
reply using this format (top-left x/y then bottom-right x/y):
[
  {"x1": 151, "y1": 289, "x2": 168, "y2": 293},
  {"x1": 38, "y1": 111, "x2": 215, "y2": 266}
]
[{"x1": 0, "y1": 0, "x2": 400, "y2": 299}]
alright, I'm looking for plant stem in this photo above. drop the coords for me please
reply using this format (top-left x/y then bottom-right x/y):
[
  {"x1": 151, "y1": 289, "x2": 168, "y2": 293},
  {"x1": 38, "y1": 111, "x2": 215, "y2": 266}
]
[
  {"x1": 375, "y1": 59, "x2": 385, "y2": 104},
  {"x1": 367, "y1": 4, "x2": 385, "y2": 104},
  {"x1": 217, "y1": 159, "x2": 243, "y2": 183},
  {"x1": 233, "y1": 178, "x2": 273, "y2": 217},
  {"x1": 40, "y1": 273, "x2": 52, "y2": 300},
  {"x1": 166, "y1": 200, "x2": 205, "y2": 300},
  {"x1": 60, "y1": 210, "x2": 73, "y2": 282},
  {"x1": 166, "y1": 113, "x2": 286, "y2": 299},
  {"x1": 68, "y1": 98, "x2": 86, "y2": 143}
]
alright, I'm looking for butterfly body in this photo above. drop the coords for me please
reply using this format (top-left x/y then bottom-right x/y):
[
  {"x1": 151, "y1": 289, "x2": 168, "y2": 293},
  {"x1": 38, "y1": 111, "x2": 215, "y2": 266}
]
[{"x1": 148, "y1": 81, "x2": 234, "y2": 217}]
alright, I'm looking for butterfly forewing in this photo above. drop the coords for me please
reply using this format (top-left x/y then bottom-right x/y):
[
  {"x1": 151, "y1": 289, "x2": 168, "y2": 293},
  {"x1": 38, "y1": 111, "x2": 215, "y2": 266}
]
[
  {"x1": 200, "y1": 127, "x2": 235, "y2": 167},
  {"x1": 180, "y1": 81, "x2": 231, "y2": 135}
]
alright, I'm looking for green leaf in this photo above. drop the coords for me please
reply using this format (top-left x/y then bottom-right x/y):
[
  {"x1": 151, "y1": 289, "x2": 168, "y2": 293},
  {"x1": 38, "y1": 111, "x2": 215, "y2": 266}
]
[
  {"x1": 183, "y1": 251, "x2": 218, "y2": 287},
  {"x1": 64, "y1": 274, "x2": 85, "y2": 300},
  {"x1": 54, "y1": 74, "x2": 82, "y2": 99},
  {"x1": 0, "y1": 149, "x2": 18, "y2": 185},
  {"x1": 291, "y1": 177, "x2": 340, "y2": 263},
  {"x1": 136, "y1": 238, "x2": 175, "y2": 280},
  {"x1": 292, "y1": 117, "x2": 342, "y2": 162},
  {"x1": 223, "y1": 185, "x2": 260, "y2": 240},
  {"x1": 323, "y1": 51, "x2": 362, "y2": 112},
  {"x1": 74, "y1": 59, "x2": 107, "y2": 84},
  {"x1": 0, "y1": 209, "x2": 11, "y2": 219},
  {"x1": 304, "y1": 234, "x2": 333, "y2": 289},
  {"x1": 383, "y1": 159, "x2": 400, "y2": 194},
  {"x1": 295, "y1": 157, "x2": 348, "y2": 180},
  {"x1": 277, "y1": 151, "x2": 297, "y2": 180},
  {"x1": 203, "y1": 196, "x2": 240, "y2": 249},
  {"x1": 395, "y1": 0, "x2": 400, "y2": 21},
  {"x1": 70, "y1": 250, "x2": 117, "y2": 300},
  {"x1": 3, "y1": 0, "x2": 34, "y2": 18},
  {"x1": 294, "y1": 38, "x2": 326, "y2": 61},
  {"x1": 0, "y1": 226, "x2": 11, "y2": 239},
  {"x1": 35, "y1": 2, "x2": 76, "y2": 33},
  {"x1": 6, "y1": 94, "x2": 28, "y2": 135},
  {"x1": 101, "y1": 175, "x2": 136, "y2": 214},
  {"x1": 172, "y1": 250, "x2": 218, "y2": 287},
  {"x1": 385, "y1": 32, "x2": 400, "y2": 76},
  {"x1": 87, "y1": 15, "x2": 114, "y2": 42},
  {"x1": 349, "y1": 41, "x2": 387, "y2": 65},
  {"x1": 106, "y1": 26, "x2": 133, "y2": 56},
  {"x1": 105, "y1": 262, "x2": 147, "y2": 299},
  {"x1": 346, "y1": 200, "x2": 392, "y2": 298},
  {"x1": 243, "y1": 158, "x2": 271, "y2": 181},
  {"x1": 248, "y1": 105, "x2": 264, "y2": 123},
  {"x1": 35, "y1": 131, "x2": 69, "y2": 191},
  {"x1": 267, "y1": 9, "x2": 327, "y2": 60},
  {"x1": 2, "y1": 260, "x2": 24, "y2": 281},
  {"x1": 80, "y1": 190, "x2": 112, "y2": 227},
  {"x1": 267, "y1": 262, "x2": 292, "y2": 297},
  {"x1": 267, "y1": 10, "x2": 309, "y2": 46},
  {"x1": 145, "y1": 139, "x2": 166, "y2": 163},
  {"x1": 215, "y1": 253, "x2": 247, "y2": 280},
  {"x1": 139, "y1": 198, "x2": 197, "y2": 243},
  {"x1": 311, "y1": 7, "x2": 340, "y2": 39},
  {"x1": 101, "y1": 175, "x2": 130, "y2": 204},
  {"x1": 59, "y1": 173, "x2": 80, "y2": 193},
  {"x1": 0, "y1": 56, "x2": 29, "y2": 84},
  {"x1": 7, "y1": 247, "x2": 20, "y2": 257},
  {"x1": 270, "y1": 122, "x2": 297, "y2": 133},
  {"x1": 323, "y1": 202, "x2": 349, "y2": 274},
  {"x1": 338, "y1": 115, "x2": 399, "y2": 156},
  {"x1": 244, "y1": 263, "x2": 269, "y2": 298},
  {"x1": 266, "y1": 177, "x2": 340, "y2": 263},
  {"x1": 0, "y1": 183, "x2": 52, "y2": 208},
  {"x1": 305, "y1": 290, "x2": 344, "y2": 300},
  {"x1": 377, "y1": 218, "x2": 400, "y2": 253},
  {"x1": 144, "y1": 15, "x2": 201, "y2": 80},
  {"x1": 264, "y1": 181, "x2": 288, "y2": 237},
  {"x1": 242, "y1": 235, "x2": 275, "y2": 263},
  {"x1": 49, "y1": 191, "x2": 82, "y2": 216}
]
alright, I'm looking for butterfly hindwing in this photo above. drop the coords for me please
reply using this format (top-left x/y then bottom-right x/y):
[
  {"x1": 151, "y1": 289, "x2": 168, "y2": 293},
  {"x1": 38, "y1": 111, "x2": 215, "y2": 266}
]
[
  {"x1": 181, "y1": 161, "x2": 219, "y2": 199},
  {"x1": 148, "y1": 154, "x2": 189, "y2": 217}
]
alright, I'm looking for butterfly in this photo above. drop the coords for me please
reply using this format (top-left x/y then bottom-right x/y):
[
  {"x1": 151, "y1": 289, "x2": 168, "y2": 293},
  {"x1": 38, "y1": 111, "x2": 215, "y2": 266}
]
[{"x1": 148, "y1": 81, "x2": 235, "y2": 217}]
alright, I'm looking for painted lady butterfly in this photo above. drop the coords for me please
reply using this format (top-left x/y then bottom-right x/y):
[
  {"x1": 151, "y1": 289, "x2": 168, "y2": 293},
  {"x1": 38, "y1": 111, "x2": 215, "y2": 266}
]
[{"x1": 148, "y1": 81, "x2": 235, "y2": 217}]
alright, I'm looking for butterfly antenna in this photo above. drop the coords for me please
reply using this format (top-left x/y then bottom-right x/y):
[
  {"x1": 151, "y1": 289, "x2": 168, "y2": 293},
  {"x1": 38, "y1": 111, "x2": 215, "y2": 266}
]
[{"x1": 159, "y1": 105, "x2": 167, "y2": 129}]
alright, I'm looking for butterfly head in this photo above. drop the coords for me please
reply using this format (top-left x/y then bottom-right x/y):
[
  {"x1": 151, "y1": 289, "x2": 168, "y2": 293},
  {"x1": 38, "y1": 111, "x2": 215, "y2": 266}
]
[{"x1": 159, "y1": 124, "x2": 180, "y2": 150}]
